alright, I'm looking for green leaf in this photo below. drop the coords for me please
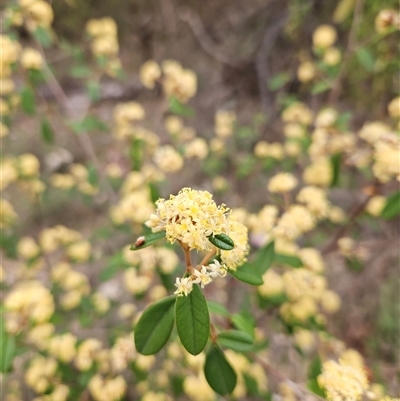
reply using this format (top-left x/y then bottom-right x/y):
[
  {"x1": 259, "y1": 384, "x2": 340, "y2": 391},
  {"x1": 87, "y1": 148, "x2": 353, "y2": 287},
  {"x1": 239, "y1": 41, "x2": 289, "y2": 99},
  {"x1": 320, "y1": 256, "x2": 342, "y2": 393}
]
[
  {"x1": 311, "y1": 81, "x2": 331, "y2": 94},
  {"x1": 243, "y1": 373, "x2": 259, "y2": 396},
  {"x1": 130, "y1": 139, "x2": 144, "y2": 171},
  {"x1": 308, "y1": 355, "x2": 322, "y2": 380},
  {"x1": 168, "y1": 96, "x2": 195, "y2": 117},
  {"x1": 231, "y1": 313, "x2": 255, "y2": 339},
  {"x1": 20, "y1": 87, "x2": 36, "y2": 115},
  {"x1": 33, "y1": 26, "x2": 53, "y2": 48},
  {"x1": 87, "y1": 164, "x2": 98, "y2": 186},
  {"x1": 268, "y1": 72, "x2": 291, "y2": 91},
  {"x1": 149, "y1": 183, "x2": 161, "y2": 204},
  {"x1": 70, "y1": 116, "x2": 108, "y2": 134},
  {"x1": 28, "y1": 69, "x2": 45, "y2": 86},
  {"x1": 274, "y1": 253, "x2": 302, "y2": 267},
  {"x1": 217, "y1": 330, "x2": 253, "y2": 352},
  {"x1": 40, "y1": 118, "x2": 54, "y2": 144},
  {"x1": 356, "y1": 48, "x2": 375, "y2": 71},
  {"x1": 0, "y1": 332, "x2": 16, "y2": 372},
  {"x1": 134, "y1": 296, "x2": 176, "y2": 355},
  {"x1": 204, "y1": 345, "x2": 237, "y2": 395},
  {"x1": 87, "y1": 80, "x2": 100, "y2": 102},
  {"x1": 330, "y1": 153, "x2": 342, "y2": 187},
  {"x1": 208, "y1": 233, "x2": 234, "y2": 250},
  {"x1": 229, "y1": 263, "x2": 263, "y2": 285},
  {"x1": 100, "y1": 251, "x2": 129, "y2": 281},
  {"x1": 130, "y1": 231, "x2": 166, "y2": 251},
  {"x1": 307, "y1": 379, "x2": 326, "y2": 397},
  {"x1": 207, "y1": 300, "x2": 229, "y2": 317},
  {"x1": 380, "y1": 191, "x2": 400, "y2": 220},
  {"x1": 175, "y1": 284, "x2": 210, "y2": 355},
  {"x1": 254, "y1": 241, "x2": 275, "y2": 275},
  {"x1": 70, "y1": 65, "x2": 91, "y2": 78}
]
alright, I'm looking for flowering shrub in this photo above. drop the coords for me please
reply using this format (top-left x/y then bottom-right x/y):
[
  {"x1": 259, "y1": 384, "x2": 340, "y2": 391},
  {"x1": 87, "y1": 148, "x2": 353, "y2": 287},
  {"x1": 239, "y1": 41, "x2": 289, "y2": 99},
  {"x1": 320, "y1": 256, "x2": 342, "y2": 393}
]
[{"x1": 1, "y1": 1, "x2": 400, "y2": 401}]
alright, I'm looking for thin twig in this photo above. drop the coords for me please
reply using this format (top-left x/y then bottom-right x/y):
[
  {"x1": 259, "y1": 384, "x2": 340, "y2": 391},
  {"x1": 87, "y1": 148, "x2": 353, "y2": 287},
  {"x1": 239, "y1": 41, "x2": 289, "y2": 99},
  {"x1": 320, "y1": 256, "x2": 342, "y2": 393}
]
[
  {"x1": 322, "y1": 192, "x2": 374, "y2": 255},
  {"x1": 198, "y1": 248, "x2": 217, "y2": 267},
  {"x1": 253, "y1": 354, "x2": 326, "y2": 401},
  {"x1": 328, "y1": 0, "x2": 365, "y2": 103},
  {"x1": 35, "y1": 41, "x2": 118, "y2": 202},
  {"x1": 178, "y1": 8, "x2": 237, "y2": 67},
  {"x1": 255, "y1": 12, "x2": 288, "y2": 114}
]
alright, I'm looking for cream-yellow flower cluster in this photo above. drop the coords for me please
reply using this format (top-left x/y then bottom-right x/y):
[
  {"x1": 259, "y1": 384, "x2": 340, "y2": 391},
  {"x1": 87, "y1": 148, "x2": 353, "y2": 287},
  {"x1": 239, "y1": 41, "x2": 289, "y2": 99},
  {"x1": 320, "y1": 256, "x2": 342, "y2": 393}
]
[
  {"x1": 161, "y1": 60, "x2": 197, "y2": 103},
  {"x1": 18, "y1": 0, "x2": 54, "y2": 31},
  {"x1": 20, "y1": 47, "x2": 43, "y2": 70},
  {"x1": 85, "y1": 17, "x2": 121, "y2": 76},
  {"x1": 146, "y1": 188, "x2": 229, "y2": 251},
  {"x1": 0, "y1": 199, "x2": 18, "y2": 228},
  {"x1": 375, "y1": 9, "x2": 400, "y2": 33},
  {"x1": 153, "y1": 145, "x2": 184, "y2": 173},
  {"x1": 50, "y1": 163, "x2": 98, "y2": 195},
  {"x1": 254, "y1": 141, "x2": 284, "y2": 160},
  {"x1": 220, "y1": 219, "x2": 249, "y2": 271},
  {"x1": 4, "y1": 281, "x2": 55, "y2": 333},
  {"x1": 139, "y1": 60, "x2": 197, "y2": 103},
  {"x1": 318, "y1": 359, "x2": 369, "y2": 401},
  {"x1": 278, "y1": 265, "x2": 341, "y2": 323},
  {"x1": 145, "y1": 189, "x2": 249, "y2": 296},
  {"x1": 25, "y1": 355, "x2": 58, "y2": 394},
  {"x1": 0, "y1": 34, "x2": 20, "y2": 108},
  {"x1": 214, "y1": 110, "x2": 236, "y2": 138},
  {"x1": 1, "y1": 154, "x2": 43, "y2": 195},
  {"x1": 88, "y1": 374, "x2": 127, "y2": 401},
  {"x1": 358, "y1": 122, "x2": 400, "y2": 182}
]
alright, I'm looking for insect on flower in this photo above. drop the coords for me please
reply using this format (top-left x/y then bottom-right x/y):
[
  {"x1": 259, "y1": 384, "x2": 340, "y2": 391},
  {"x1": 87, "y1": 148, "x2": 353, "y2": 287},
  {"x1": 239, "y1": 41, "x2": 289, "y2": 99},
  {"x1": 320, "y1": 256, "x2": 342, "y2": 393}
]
[{"x1": 134, "y1": 236, "x2": 146, "y2": 248}]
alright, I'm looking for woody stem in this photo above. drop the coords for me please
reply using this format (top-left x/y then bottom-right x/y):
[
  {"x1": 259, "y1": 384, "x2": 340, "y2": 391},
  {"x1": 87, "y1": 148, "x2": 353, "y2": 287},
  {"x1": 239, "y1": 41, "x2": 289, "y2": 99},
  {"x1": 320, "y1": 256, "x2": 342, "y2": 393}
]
[
  {"x1": 199, "y1": 248, "x2": 217, "y2": 268},
  {"x1": 179, "y1": 241, "x2": 194, "y2": 274}
]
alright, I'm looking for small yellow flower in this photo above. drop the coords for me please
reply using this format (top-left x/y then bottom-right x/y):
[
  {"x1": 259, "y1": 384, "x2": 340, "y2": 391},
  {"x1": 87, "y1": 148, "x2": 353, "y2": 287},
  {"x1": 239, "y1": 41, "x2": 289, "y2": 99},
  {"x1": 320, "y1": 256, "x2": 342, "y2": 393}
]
[
  {"x1": 20, "y1": 47, "x2": 43, "y2": 70},
  {"x1": 268, "y1": 172, "x2": 298, "y2": 193},
  {"x1": 139, "y1": 60, "x2": 161, "y2": 89},
  {"x1": 313, "y1": 25, "x2": 337, "y2": 48}
]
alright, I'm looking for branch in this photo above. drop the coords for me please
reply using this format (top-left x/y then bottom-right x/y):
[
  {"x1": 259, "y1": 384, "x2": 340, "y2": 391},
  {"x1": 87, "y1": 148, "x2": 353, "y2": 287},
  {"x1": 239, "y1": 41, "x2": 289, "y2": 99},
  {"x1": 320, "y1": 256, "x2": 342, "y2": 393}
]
[
  {"x1": 322, "y1": 191, "x2": 374, "y2": 255},
  {"x1": 253, "y1": 354, "x2": 326, "y2": 401},
  {"x1": 328, "y1": 0, "x2": 365, "y2": 103},
  {"x1": 178, "y1": 8, "x2": 237, "y2": 67}
]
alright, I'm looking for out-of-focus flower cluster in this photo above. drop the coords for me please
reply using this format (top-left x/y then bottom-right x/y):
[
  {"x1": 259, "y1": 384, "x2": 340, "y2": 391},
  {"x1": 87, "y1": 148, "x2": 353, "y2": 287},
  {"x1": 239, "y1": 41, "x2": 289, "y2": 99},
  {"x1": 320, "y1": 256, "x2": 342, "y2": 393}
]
[
  {"x1": 140, "y1": 60, "x2": 197, "y2": 103},
  {"x1": 85, "y1": 17, "x2": 121, "y2": 76}
]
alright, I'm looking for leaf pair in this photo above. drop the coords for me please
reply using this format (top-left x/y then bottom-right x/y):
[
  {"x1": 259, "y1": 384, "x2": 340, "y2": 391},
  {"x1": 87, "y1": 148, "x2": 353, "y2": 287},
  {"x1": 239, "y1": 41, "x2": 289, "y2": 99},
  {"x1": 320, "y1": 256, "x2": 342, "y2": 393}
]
[{"x1": 134, "y1": 285, "x2": 210, "y2": 356}]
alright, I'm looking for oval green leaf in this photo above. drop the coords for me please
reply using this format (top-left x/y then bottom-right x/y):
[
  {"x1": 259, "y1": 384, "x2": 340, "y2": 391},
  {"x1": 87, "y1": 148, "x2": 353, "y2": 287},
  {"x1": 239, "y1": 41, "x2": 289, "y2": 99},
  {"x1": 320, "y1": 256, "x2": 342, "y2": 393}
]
[
  {"x1": 330, "y1": 153, "x2": 342, "y2": 187},
  {"x1": 274, "y1": 253, "x2": 302, "y2": 267},
  {"x1": 130, "y1": 231, "x2": 166, "y2": 251},
  {"x1": 0, "y1": 332, "x2": 16, "y2": 372},
  {"x1": 380, "y1": 191, "x2": 400, "y2": 220},
  {"x1": 231, "y1": 313, "x2": 255, "y2": 339},
  {"x1": 40, "y1": 118, "x2": 55, "y2": 144},
  {"x1": 204, "y1": 345, "x2": 237, "y2": 395},
  {"x1": 134, "y1": 296, "x2": 176, "y2": 355},
  {"x1": 254, "y1": 241, "x2": 275, "y2": 275},
  {"x1": 20, "y1": 87, "x2": 36, "y2": 115},
  {"x1": 229, "y1": 263, "x2": 264, "y2": 285},
  {"x1": 207, "y1": 300, "x2": 229, "y2": 317},
  {"x1": 217, "y1": 330, "x2": 253, "y2": 352},
  {"x1": 208, "y1": 233, "x2": 234, "y2": 250},
  {"x1": 175, "y1": 284, "x2": 210, "y2": 355}
]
